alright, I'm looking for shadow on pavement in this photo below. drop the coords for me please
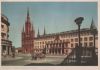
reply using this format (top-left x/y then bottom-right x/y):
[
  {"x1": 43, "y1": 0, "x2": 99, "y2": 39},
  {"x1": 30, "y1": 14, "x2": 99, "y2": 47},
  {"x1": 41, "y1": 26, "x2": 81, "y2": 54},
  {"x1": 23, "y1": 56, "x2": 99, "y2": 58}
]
[{"x1": 25, "y1": 63, "x2": 57, "y2": 66}]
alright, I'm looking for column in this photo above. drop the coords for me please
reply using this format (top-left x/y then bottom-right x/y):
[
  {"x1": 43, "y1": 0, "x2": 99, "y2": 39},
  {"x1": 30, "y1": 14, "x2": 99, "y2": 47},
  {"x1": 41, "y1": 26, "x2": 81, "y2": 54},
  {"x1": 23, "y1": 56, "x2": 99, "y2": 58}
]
[
  {"x1": 60, "y1": 44, "x2": 62, "y2": 55},
  {"x1": 54, "y1": 44, "x2": 55, "y2": 55},
  {"x1": 49, "y1": 44, "x2": 51, "y2": 55},
  {"x1": 51, "y1": 44, "x2": 53, "y2": 55},
  {"x1": 7, "y1": 46, "x2": 9, "y2": 55},
  {"x1": 64, "y1": 43, "x2": 65, "y2": 54},
  {"x1": 6, "y1": 45, "x2": 8, "y2": 55},
  {"x1": 57, "y1": 43, "x2": 59, "y2": 55}
]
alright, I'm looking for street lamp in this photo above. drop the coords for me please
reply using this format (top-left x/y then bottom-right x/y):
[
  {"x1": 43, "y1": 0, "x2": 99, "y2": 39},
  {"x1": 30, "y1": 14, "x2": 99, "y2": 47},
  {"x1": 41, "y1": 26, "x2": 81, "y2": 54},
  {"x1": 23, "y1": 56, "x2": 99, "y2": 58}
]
[
  {"x1": 74, "y1": 17, "x2": 84, "y2": 65},
  {"x1": 74, "y1": 17, "x2": 84, "y2": 48}
]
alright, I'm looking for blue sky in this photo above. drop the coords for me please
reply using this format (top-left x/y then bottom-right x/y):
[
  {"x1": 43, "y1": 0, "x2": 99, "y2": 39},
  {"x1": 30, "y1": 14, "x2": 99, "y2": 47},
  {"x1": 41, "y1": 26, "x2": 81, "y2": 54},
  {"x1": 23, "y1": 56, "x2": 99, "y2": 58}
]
[{"x1": 1, "y1": 2, "x2": 97, "y2": 48}]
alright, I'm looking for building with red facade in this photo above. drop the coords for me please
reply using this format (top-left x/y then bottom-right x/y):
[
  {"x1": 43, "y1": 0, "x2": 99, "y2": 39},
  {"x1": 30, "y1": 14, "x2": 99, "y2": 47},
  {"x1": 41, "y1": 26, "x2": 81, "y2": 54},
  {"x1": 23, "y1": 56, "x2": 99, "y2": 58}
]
[{"x1": 22, "y1": 9, "x2": 35, "y2": 53}]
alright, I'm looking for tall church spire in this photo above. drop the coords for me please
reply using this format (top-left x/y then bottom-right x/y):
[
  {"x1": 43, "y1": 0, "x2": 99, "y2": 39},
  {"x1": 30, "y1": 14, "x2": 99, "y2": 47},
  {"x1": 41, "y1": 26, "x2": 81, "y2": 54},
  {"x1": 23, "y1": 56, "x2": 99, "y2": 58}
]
[
  {"x1": 27, "y1": 7, "x2": 30, "y2": 20},
  {"x1": 25, "y1": 8, "x2": 31, "y2": 33},
  {"x1": 26, "y1": 7, "x2": 30, "y2": 24}
]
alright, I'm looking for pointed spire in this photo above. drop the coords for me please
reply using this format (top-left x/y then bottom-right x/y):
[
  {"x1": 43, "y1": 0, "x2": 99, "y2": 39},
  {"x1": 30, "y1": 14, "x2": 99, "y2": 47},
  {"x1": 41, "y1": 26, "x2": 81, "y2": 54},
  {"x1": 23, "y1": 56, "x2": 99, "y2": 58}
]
[
  {"x1": 43, "y1": 26, "x2": 46, "y2": 35},
  {"x1": 90, "y1": 18, "x2": 97, "y2": 30},
  {"x1": 27, "y1": 7, "x2": 29, "y2": 19},
  {"x1": 90, "y1": 18, "x2": 97, "y2": 34},
  {"x1": 26, "y1": 7, "x2": 30, "y2": 23},
  {"x1": 25, "y1": 8, "x2": 31, "y2": 33},
  {"x1": 37, "y1": 28, "x2": 40, "y2": 37}
]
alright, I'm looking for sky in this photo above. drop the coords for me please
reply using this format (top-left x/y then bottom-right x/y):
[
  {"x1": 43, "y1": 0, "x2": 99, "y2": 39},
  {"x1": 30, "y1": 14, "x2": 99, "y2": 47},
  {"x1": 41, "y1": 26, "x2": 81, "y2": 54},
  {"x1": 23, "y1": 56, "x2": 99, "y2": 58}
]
[{"x1": 1, "y1": 2, "x2": 97, "y2": 48}]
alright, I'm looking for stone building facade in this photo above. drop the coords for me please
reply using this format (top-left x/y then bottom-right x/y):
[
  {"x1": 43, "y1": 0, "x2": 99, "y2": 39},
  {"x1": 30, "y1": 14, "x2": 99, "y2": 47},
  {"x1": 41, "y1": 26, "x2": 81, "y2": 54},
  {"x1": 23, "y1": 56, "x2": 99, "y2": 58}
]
[
  {"x1": 34, "y1": 21, "x2": 98, "y2": 55},
  {"x1": 21, "y1": 10, "x2": 98, "y2": 55},
  {"x1": 1, "y1": 14, "x2": 13, "y2": 56}
]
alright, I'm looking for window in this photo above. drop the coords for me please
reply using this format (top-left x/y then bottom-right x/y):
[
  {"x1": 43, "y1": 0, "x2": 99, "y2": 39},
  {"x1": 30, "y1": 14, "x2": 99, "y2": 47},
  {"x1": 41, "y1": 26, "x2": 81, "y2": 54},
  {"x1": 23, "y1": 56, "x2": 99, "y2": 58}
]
[
  {"x1": 80, "y1": 43, "x2": 82, "y2": 46},
  {"x1": 84, "y1": 37, "x2": 87, "y2": 41},
  {"x1": 96, "y1": 37, "x2": 98, "y2": 39},
  {"x1": 1, "y1": 33, "x2": 6, "y2": 38},
  {"x1": 1, "y1": 25, "x2": 4, "y2": 28},
  {"x1": 75, "y1": 38, "x2": 78, "y2": 42},
  {"x1": 80, "y1": 38, "x2": 82, "y2": 41},
  {"x1": 66, "y1": 39, "x2": 69, "y2": 42},
  {"x1": 63, "y1": 40, "x2": 65, "y2": 42},
  {"x1": 89, "y1": 37, "x2": 93, "y2": 41},
  {"x1": 71, "y1": 44, "x2": 73, "y2": 47},
  {"x1": 75, "y1": 43, "x2": 78, "y2": 46},
  {"x1": 71, "y1": 39, "x2": 73, "y2": 42},
  {"x1": 84, "y1": 43, "x2": 87, "y2": 46},
  {"x1": 89, "y1": 42, "x2": 93, "y2": 46}
]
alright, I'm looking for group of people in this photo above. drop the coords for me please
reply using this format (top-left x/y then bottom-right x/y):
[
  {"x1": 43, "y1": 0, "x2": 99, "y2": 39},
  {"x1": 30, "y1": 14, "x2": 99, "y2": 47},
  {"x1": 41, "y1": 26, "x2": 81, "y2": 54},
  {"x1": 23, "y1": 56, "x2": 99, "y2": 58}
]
[
  {"x1": 31, "y1": 52, "x2": 45, "y2": 60},
  {"x1": 2, "y1": 50, "x2": 15, "y2": 58}
]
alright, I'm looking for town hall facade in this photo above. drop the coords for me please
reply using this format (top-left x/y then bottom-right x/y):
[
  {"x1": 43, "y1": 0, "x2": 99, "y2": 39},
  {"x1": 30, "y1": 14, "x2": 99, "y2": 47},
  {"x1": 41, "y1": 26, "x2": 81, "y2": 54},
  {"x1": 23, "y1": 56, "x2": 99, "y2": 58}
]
[{"x1": 22, "y1": 9, "x2": 98, "y2": 55}]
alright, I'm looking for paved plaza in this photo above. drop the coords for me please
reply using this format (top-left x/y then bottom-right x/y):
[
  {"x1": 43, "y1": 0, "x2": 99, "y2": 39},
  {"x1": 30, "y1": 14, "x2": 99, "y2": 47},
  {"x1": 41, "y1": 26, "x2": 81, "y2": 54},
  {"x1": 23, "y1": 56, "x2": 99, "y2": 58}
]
[{"x1": 1, "y1": 54, "x2": 67, "y2": 66}]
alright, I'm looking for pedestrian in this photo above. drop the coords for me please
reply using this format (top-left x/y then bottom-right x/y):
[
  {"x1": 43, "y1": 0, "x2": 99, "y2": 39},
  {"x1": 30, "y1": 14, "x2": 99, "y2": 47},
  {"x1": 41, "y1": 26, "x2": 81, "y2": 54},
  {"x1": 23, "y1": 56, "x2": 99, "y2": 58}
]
[
  {"x1": 12, "y1": 52, "x2": 15, "y2": 58},
  {"x1": 3, "y1": 51, "x2": 7, "y2": 57},
  {"x1": 31, "y1": 52, "x2": 34, "y2": 60}
]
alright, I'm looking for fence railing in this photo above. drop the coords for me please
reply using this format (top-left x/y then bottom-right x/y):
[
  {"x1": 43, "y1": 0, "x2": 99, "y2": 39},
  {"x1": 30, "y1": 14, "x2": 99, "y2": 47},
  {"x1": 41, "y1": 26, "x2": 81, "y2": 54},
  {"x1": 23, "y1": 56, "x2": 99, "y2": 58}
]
[{"x1": 60, "y1": 46, "x2": 98, "y2": 66}]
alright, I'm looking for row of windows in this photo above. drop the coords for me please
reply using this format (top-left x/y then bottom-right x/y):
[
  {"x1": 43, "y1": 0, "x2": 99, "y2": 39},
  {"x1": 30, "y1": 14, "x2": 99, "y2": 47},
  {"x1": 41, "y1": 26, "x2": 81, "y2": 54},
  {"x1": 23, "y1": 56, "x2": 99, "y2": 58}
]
[
  {"x1": 35, "y1": 42, "x2": 94, "y2": 49},
  {"x1": 34, "y1": 37, "x2": 94, "y2": 46},
  {"x1": 71, "y1": 37, "x2": 93, "y2": 42},
  {"x1": 71, "y1": 42, "x2": 93, "y2": 47},
  {"x1": 60, "y1": 32, "x2": 91, "y2": 38},
  {"x1": 34, "y1": 46, "x2": 45, "y2": 49}
]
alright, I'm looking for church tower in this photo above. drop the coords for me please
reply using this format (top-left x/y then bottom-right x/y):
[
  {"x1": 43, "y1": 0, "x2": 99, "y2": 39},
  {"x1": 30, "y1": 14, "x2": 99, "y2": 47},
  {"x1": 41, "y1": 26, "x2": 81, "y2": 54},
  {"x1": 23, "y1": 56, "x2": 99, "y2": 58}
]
[{"x1": 22, "y1": 8, "x2": 35, "y2": 53}]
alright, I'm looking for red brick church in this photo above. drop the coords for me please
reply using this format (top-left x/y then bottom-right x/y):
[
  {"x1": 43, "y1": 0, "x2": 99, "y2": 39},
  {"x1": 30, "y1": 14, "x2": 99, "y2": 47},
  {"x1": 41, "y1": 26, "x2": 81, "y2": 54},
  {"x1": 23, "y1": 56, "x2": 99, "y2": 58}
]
[{"x1": 22, "y1": 9, "x2": 35, "y2": 53}]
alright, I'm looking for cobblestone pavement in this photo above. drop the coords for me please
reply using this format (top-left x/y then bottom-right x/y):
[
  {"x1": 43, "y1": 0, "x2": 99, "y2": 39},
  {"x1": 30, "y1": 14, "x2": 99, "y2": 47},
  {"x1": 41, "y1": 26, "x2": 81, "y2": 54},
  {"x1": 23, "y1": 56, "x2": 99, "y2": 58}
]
[{"x1": 1, "y1": 54, "x2": 67, "y2": 66}]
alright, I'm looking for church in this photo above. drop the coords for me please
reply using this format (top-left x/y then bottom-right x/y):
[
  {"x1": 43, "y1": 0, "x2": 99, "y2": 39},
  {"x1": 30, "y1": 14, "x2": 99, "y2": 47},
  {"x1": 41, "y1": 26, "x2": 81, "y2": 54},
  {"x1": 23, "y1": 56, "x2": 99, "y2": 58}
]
[
  {"x1": 22, "y1": 9, "x2": 35, "y2": 53},
  {"x1": 22, "y1": 9, "x2": 98, "y2": 55}
]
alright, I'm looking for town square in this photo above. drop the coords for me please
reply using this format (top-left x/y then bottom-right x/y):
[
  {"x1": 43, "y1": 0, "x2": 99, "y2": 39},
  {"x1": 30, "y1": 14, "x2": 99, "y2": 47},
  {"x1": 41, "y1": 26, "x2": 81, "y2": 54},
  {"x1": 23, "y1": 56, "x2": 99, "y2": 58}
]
[{"x1": 1, "y1": 2, "x2": 98, "y2": 66}]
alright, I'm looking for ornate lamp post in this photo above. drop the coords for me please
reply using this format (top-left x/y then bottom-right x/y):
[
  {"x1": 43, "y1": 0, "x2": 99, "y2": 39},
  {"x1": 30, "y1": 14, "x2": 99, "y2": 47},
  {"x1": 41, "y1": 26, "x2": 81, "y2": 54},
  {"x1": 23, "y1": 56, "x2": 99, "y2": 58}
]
[
  {"x1": 75, "y1": 17, "x2": 84, "y2": 47},
  {"x1": 74, "y1": 17, "x2": 84, "y2": 65}
]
